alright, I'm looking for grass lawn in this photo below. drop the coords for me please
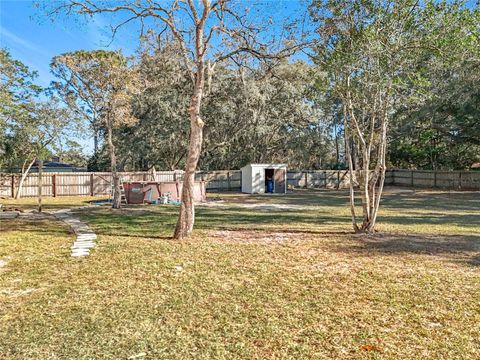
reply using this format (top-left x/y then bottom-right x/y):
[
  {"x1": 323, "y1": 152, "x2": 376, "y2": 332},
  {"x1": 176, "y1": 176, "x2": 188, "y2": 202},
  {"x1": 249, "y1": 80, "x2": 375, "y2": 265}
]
[
  {"x1": 1, "y1": 188, "x2": 479, "y2": 359},
  {"x1": 0, "y1": 195, "x2": 105, "y2": 212}
]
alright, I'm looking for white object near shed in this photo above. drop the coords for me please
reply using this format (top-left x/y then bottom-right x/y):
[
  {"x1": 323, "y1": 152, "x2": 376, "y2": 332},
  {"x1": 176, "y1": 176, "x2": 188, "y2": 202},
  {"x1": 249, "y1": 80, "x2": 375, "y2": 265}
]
[{"x1": 241, "y1": 163, "x2": 287, "y2": 194}]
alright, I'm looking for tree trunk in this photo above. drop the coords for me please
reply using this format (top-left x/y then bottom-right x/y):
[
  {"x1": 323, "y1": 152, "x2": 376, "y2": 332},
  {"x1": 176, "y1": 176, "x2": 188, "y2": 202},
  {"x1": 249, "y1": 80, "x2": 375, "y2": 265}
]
[
  {"x1": 343, "y1": 105, "x2": 359, "y2": 232},
  {"x1": 366, "y1": 117, "x2": 388, "y2": 232},
  {"x1": 174, "y1": 62, "x2": 205, "y2": 239},
  {"x1": 93, "y1": 130, "x2": 99, "y2": 156},
  {"x1": 334, "y1": 124, "x2": 340, "y2": 166},
  {"x1": 106, "y1": 119, "x2": 121, "y2": 209},
  {"x1": 15, "y1": 157, "x2": 36, "y2": 199},
  {"x1": 37, "y1": 159, "x2": 43, "y2": 212}
]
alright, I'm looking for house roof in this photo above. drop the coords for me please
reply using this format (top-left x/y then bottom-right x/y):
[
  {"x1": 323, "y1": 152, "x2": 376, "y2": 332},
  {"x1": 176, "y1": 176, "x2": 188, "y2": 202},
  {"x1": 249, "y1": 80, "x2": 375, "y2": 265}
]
[{"x1": 33, "y1": 160, "x2": 76, "y2": 168}]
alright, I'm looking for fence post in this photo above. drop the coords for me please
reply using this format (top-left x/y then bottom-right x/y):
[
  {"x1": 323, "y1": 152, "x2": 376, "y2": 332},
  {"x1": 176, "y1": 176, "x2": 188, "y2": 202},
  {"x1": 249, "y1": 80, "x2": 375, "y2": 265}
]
[
  {"x1": 52, "y1": 174, "x2": 56, "y2": 197},
  {"x1": 459, "y1": 172, "x2": 462, "y2": 189},
  {"x1": 336, "y1": 171, "x2": 340, "y2": 189},
  {"x1": 433, "y1": 171, "x2": 437, "y2": 188},
  {"x1": 304, "y1": 171, "x2": 308, "y2": 188},
  {"x1": 11, "y1": 175, "x2": 15, "y2": 198},
  {"x1": 411, "y1": 170, "x2": 414, "y2": 187},
  {"x1": 173, "y1": 172, "x2": 177, "y2": 182},
  {"x1": 90, "y1": 174, "x2": 94, "y2": 196},
  {"x1": 227, "y1": 171, "x2": 231, "y2": 191}
]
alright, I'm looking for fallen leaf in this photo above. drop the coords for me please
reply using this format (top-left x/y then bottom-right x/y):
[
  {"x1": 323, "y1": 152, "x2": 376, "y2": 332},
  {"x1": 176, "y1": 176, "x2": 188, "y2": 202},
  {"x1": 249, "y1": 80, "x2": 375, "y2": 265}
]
[{"x1": 360, "y1": 344, "x2": 381, "y2": 352}]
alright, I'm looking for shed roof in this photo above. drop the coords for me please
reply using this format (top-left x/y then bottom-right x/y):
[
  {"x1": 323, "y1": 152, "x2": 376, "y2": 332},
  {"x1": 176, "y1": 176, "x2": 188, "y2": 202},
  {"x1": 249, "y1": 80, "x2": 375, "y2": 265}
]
[{"x1": 241, "y1": 163, "x2": 287, "y2": 170}]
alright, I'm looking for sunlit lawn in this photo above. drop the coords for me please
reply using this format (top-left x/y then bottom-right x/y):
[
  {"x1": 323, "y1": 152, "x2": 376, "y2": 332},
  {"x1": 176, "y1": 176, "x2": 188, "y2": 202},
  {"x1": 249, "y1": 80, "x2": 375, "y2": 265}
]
[
  {"x1": 1, "y1": 195, "x2": 105, "y2": 211},
  {"x1": 1, "y1": 189, "x2": 479, "y2": 359}
]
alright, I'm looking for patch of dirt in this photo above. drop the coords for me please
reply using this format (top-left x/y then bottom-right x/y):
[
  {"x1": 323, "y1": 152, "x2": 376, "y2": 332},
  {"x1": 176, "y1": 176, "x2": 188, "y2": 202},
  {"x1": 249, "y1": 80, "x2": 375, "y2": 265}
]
[
  {"x1": 199, "y1": 201, "x2": 227, "y2": 208},
  {"x1": 200, "y1": 201, "x2": 308, "y2": 211},
  {"x1": 207, "y1": 229, "x2": 308, "y2": 243},
  {"x1": 382, "y1": 187, "x2": 416, "y2": 195}
]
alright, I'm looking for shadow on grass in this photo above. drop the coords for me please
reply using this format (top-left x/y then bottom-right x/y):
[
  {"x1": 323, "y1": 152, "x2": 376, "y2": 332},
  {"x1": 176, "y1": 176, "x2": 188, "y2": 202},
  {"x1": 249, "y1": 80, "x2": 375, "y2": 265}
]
[
  {"x1": 79, "y1": 206, "x2": 351, "y2": 237},
  {"x1": 215, "y1": 188, "x2": 480, "y2": 213},
  {"x1": 73, "y1": 190, "x2": 480, "y2": 266},
  {"x1": 381, "y1": 191, "x2": 480, "y2": 212},
  {"x1": 333, "y1": 233, "x2": 480, "y2": 267},
  {"x1": 377, "y1": 213, "x2": 480, "y2": 228},
  {"x1": 224, "y1": 189, "x2": 351, "y2": 207},
  {"x1": 0, "y1": 219, "x2": 70, "y2": 236}
]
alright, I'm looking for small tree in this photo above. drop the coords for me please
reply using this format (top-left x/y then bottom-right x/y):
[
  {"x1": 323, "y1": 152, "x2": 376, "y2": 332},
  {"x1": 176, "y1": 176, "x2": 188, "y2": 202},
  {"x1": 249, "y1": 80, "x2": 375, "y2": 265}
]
[
  {"x1": 51, "y1": 53, "x2": 105, "y2": 158},
  {"x1": 310, "y1": 0, "x2": 477, "y2": 232},
  {"x1": 0, "y1": 48, "x2": 41, "y2": 171},
  {"x1": 14, "y1": 100, "x2": 72, "y2": 198},
  {"x1": 1, "y1": 49, "x2": 73, "y2": 198},
  {"x1": 51, "y1": 50, "x2": 137, "y2": 208}
]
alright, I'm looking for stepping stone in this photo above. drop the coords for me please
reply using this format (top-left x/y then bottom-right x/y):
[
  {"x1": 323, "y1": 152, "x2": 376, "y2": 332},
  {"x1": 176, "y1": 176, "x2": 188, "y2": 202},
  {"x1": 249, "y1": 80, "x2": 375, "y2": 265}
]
[
  {"x1": 0, "y1": 212, "x2": 19, "y2": 219},
  {"x1": 54, "y1": 213, "x2": 69, "y2": 218},
  {"x1": 73, "y1": 239, "x2": 96, "y2": 245},
  {"x1": 72, "y1": 245, "x2": 95, "y2": 250},
  {"x1": 71, "y1": 249, "x2": 90, "y2": 257},
  {"x1": 49, "y1": 208, "x2": 98, "y2": 258},
  {"x1": 75, "y1": 229, "x2": 93, "y2": 234},
  {"x1": 77, "y1": 234, "x2": 97, "y2": 240},
  {"x1": 72, "y1": 243, "x2": 95, "y2": 248},
  {"x1": 72, "y1": 242, "x2": 95, "y2": 248}
]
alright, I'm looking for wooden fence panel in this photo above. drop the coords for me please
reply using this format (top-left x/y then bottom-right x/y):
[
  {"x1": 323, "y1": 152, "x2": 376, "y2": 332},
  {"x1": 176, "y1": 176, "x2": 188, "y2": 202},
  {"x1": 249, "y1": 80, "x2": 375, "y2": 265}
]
[
  {"x1": 1, "y1": 169, "x2": 478, "y2": 198},
  {"x1": 18, "y1": 173, "x2": 53, "y2": 197},
  {"x1": 384, "y1": 171, "x2": 394, "y2": 185},
  {"x1": 309, "y1": 171, "x2": 325, "y2": 188},
  {"x1": 92, "y1": 173, "x2": 112, "y2": 196},
  {"x1": 392, "y1": 170, "x2": 413, "y2": 186},
  {"x1": 287, "y1": 170, "x2": 351, "y2": 189},
  {"x1": 196, "y1": 170, "x2": 241, "y2": 190},
  {"x1": 287, "y1": 171, "x2": 304, "y2": 188},
  {"x1": 56, "y1": 173, "x2": 91, "y2": 196},
  {"x1": 0, "y1": 174, "x2": 11, "y2": 197},
  {"x1": 459, "y1": 171, "x2": 480, "y2": 189},
  {"x1": 389, "y1": 170, "x2": 480, "y2": 189}
]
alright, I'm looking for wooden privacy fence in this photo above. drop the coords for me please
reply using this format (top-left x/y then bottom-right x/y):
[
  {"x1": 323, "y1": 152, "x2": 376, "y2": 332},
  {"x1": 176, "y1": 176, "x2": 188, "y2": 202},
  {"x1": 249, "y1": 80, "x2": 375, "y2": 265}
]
[
  {"x1": 0, "y1": 169, "x2": 478, "y2": 198},
  {"x1": 390, "y1": 169, "x2": 480, "y2": 190},
  {"x1": 0, "y1": 171, "x2": 180, "y2": 198},
  {"x1": 0, "y1": 171, "x2": 241, "y2": 198}
]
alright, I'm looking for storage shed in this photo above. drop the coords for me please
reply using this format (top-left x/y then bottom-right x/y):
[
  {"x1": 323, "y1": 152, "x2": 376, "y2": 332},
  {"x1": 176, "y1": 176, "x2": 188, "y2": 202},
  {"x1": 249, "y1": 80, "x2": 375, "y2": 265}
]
[{"x1": 241, "y1": 164, "x2": 287, "y2": 194}]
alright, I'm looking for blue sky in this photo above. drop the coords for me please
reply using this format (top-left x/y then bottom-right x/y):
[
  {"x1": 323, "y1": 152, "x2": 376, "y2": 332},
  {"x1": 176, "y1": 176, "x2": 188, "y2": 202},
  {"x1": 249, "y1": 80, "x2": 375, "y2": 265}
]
[
  {"x1": 0, "y1": 0, "x2": 139, "y2": 87},
  {"x1": 0, "y1": 0, "x2": 144, "y2": 154},
  {"x1": 0, "y1": 0, "x2": 307, "y2": 86},
  {"x1": 0, "y1": 0, "x2": 307, "y2": 154}
]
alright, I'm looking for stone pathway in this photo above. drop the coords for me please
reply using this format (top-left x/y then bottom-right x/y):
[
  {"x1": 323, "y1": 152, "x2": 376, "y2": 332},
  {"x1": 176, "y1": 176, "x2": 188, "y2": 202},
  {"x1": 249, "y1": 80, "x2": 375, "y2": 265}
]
[
  {"x1": 52, "y1": 210, "x2": 97, "y2": 257},
  {"x1": 0, "y1": 211, "x2": 19, "y2": 219}
]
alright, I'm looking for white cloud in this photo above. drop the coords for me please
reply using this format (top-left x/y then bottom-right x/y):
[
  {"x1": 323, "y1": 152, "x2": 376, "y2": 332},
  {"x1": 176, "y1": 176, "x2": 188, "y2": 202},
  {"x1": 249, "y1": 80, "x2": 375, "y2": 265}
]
[{"x1": 0, "y1": 25, "x2": 51, "y2": 57}]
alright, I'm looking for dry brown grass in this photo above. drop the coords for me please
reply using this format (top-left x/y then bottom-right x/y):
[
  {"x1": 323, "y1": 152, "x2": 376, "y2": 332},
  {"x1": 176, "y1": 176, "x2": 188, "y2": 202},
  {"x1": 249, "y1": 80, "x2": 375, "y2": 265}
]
[{"x1": 0, "y1": 189, "x2": 479, "y2": 359}]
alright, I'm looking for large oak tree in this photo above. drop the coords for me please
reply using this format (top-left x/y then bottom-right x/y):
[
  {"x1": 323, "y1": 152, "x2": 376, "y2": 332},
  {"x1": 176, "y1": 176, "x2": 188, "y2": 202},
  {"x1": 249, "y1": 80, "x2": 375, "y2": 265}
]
[{"x1": 45, "y1": 0, "x2": 306, "y2": 238}]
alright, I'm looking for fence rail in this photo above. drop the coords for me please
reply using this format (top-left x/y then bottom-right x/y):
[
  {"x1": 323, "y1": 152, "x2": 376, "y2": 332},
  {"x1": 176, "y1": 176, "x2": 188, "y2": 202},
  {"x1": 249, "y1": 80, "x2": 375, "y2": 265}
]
[
  {"x1": 0, "y1": 169, "x2": 478, "y2": 198},
  {"x1": 390, "y1": 169, "x2": 480, "y2": 190}
]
